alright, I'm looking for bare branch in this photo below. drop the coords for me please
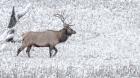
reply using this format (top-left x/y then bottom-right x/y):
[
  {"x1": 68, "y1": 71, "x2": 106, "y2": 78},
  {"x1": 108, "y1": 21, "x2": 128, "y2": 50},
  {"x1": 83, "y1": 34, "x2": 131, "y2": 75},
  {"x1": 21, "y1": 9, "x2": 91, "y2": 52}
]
[
  {"x1": 17, "y1": 3, "x2": 31, "y2": 19},
  {"x1": 0, "y1": 29, "x2": 15, "y2": 42}
]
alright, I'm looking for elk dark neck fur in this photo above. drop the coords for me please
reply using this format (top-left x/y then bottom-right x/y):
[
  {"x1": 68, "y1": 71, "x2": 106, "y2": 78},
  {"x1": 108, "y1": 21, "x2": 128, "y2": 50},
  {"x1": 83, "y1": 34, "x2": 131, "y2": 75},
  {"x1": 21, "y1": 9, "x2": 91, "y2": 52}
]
[{"x1": 58, "y1": 28, "x2": 69, "y2": 43}]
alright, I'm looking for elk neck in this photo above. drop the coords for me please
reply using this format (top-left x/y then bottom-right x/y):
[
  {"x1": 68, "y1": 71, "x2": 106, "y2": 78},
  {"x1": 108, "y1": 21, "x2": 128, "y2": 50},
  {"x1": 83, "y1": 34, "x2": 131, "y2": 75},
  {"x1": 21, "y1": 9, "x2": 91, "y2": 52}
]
[{"x1": 58, "y1": 28, "x2": 69, "y2": 43}]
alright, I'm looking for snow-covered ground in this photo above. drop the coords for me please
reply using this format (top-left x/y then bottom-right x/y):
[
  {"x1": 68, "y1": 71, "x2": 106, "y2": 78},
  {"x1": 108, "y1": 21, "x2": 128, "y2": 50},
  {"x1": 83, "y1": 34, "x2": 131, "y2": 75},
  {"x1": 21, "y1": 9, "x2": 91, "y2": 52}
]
[{"x1": 0, "y1": 0, "x2": 140, "y2": 78}]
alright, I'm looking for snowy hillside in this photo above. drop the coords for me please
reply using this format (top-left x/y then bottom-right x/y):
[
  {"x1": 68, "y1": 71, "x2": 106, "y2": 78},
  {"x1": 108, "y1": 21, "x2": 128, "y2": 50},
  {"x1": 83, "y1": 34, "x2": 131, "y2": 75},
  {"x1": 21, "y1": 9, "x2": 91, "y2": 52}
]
[{"x1": 0, "y1": 0, "x2": 140, "y2": 78}]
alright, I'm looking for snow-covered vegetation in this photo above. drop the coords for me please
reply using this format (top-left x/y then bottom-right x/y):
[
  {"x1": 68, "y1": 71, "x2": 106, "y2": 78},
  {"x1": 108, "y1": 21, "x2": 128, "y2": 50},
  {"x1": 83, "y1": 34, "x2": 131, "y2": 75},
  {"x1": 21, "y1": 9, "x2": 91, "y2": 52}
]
[{"x1": 0, "y1": 0, "x2": 140, "y2": 78}]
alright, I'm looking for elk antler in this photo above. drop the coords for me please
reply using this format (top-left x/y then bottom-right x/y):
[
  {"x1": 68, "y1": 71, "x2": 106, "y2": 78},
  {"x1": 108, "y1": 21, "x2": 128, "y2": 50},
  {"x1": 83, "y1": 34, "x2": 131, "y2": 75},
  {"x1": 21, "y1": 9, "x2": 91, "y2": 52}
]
[
  {"x1": 54, "y1": 13, "x2": 74, "y2": 26},
  {"x1": 54, "y1": 14, "x2": 66, "y2": 24}
]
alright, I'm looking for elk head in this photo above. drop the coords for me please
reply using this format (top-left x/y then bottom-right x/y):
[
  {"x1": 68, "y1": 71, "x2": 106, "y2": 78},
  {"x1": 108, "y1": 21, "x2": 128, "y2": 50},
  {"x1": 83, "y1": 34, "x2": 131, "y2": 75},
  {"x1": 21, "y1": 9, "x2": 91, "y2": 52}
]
[{"x1": 54, "y1": 14, "x2": 76, "y2": 36}]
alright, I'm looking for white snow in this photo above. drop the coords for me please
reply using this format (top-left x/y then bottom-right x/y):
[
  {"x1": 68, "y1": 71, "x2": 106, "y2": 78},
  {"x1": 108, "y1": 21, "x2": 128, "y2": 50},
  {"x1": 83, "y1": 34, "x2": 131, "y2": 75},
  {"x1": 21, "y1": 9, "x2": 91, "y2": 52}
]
[{"x1": 0, "y1": 0, "x2": 140, "y2": 78}]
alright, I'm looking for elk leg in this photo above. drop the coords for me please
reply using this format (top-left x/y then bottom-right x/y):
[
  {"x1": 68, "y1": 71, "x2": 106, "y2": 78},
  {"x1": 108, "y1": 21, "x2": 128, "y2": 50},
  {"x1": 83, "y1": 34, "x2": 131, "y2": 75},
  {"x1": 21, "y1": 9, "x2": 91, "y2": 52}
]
[
  {"x1": 26, "y1": 46, "x2": 32, "y2": 58},
  {"x1": 17, "y1": 46, "x2": 25, "y2": 56},
  {"x1": 53, "y1": 47, "x2": 58, "y2": 57},
  {"x1": 49, "y1": 46, "x2": 53, "y2": 58}
]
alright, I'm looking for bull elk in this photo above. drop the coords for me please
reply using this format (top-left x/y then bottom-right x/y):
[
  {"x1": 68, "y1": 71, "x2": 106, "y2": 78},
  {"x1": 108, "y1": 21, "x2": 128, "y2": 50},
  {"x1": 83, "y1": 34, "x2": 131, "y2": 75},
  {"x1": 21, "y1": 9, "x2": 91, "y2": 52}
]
[{"x1": 17, "y1": 14, "x2": 76, "y2": 58}]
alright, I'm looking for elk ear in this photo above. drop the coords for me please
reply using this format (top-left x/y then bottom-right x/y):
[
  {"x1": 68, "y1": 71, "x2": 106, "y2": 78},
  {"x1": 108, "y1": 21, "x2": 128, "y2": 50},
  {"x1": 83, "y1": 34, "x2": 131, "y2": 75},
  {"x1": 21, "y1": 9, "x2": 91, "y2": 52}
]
[{"x1": 63, "y1": 26, "x2": 68, "y2": 33}]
